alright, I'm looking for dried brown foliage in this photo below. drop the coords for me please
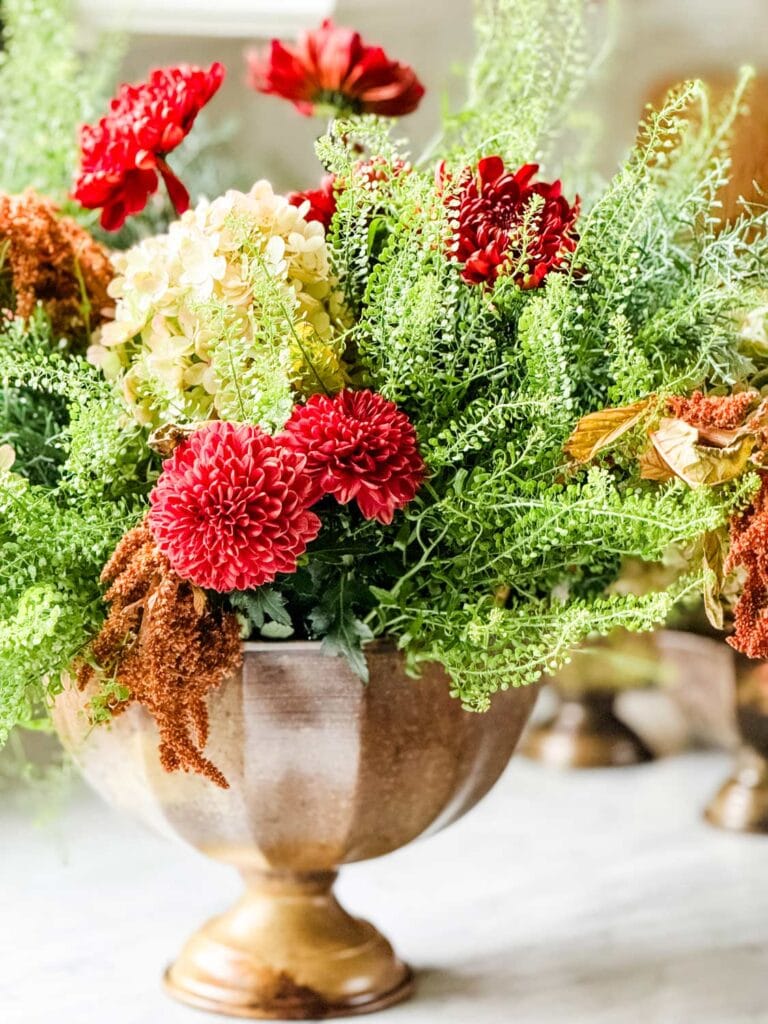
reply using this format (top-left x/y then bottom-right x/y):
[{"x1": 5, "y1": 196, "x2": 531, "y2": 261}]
[
  {"x1": 668, "y1": 391, "x2": 758, "y2": 431},
  {"x1": 726, "y1": 474, "x2": 768, "y2": 660},
  {"x1": 0, "y1": 189, "x2": 113, "y2": 341},
  {"x1": 77, "y1": 521, "x2": 242, "y2": 787}
]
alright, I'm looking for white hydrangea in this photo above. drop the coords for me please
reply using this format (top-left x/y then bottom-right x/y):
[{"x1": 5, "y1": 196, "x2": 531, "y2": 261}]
[
  {"x1": 740, "y1": 305, "x2": 768, "y2": 352},
  {"x1": 90, "y1": 180, "x2": 349, "y2": 428}
]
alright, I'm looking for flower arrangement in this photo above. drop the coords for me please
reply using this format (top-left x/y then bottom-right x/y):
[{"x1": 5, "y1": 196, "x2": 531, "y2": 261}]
[{"x1": 1, "y1": 0, "x2": 768, "y2": 788}]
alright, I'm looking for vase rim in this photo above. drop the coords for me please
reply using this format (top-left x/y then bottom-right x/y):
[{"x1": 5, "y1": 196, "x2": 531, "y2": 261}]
[
  {"x1": 242, "y1": 639, "x2": 322, "y2": 654},
  {"x1": 241, "y1": 637, "x2": 395, "y2": 655}
]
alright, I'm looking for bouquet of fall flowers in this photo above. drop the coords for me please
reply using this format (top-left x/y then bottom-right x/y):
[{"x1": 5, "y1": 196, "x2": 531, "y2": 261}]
[{"x1": 2, "y1": 0, "x2": 768, "y2": 785}]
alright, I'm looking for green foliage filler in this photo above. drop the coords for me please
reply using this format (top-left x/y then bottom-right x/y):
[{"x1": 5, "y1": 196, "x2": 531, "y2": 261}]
[
  {"x1": 0, "y1": 0, "x2": 120, "y2": 203},
  {"x1": 301, "y1": 3, "x2": 768, "y2": 706},
  {"x1": 0, "y1": 316, "x2": 155, "y2": 739},
  {"x1": 0, "y1": 0, "x2": 767, "y2": 746}
]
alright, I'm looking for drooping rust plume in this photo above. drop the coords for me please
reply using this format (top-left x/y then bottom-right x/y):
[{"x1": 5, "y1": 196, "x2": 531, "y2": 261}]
[
  {"x1": 0, "y1": 189, "x2": 113, "y2": 341},
  {"x1": 77, "y1": 520, "x2": 242, "y2": 788}
]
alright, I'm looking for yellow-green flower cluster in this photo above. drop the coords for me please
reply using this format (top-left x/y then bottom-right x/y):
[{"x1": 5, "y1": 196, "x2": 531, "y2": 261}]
[{"x1": 89, "y1": 180, "x2": 350, "y2": 428}]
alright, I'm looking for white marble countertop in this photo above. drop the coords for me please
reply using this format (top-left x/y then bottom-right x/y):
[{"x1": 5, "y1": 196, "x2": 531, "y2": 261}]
[{"x1": 2, "y1": 751, "x2": 767, "y2": 1024}]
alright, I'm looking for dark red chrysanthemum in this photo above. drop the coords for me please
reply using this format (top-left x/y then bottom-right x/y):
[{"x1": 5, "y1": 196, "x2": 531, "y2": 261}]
[
  {"x1": 280, "y1": 389, "x2": 425, "y2": 525},
  {"x1": 288, "y1": 173, "x2": 338, "y2": 230},
  {"x1": 448, "y1": 156, "x2": 580, "y2": 288},
  {"x1": 247, "y1": 19, "x2": 424, "y2": 118},
  {"x1": 73, "y1": 63, "x2": 225, "y2": 231},
  {"x1": 148, "y1": 421, "x2": 321, "y2": 592}
]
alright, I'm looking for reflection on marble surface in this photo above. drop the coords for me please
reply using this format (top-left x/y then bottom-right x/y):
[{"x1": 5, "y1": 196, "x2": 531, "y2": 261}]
[{"x1": 2, "y1": 753, "x2": 767, "y2": 1024}]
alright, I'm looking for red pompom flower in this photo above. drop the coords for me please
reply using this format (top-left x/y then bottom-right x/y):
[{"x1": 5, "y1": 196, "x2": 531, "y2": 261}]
[
  {"x1": 247, "y1": 19, "x2": 424, "y2": 118},
  {"x1": 280, "y1": 389, "x2": 425, "y2": 525},
  {"x1": 148, "y1": 421, "x2": 321, "y2": 592},
  {"x1": 73, "y1": 63, "x2": 225, "y2": 231},
  {"x1": 448, "y1": 156, "x2": 580, "y2": 288}
]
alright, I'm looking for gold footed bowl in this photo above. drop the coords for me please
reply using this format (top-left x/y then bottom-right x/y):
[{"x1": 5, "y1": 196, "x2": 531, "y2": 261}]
[
  {"x1": 524, "y1": 686, "x2": 653, "y2": 769},
  {"x1": 54, "y1": 641, "x2": 536, "y2": 1019},
  {"x1": 522, "y1": 630, "x2": 658, "y2": 769},
  {"x1": 705, "y1": 659, "x2": 768, "y2": 834}
]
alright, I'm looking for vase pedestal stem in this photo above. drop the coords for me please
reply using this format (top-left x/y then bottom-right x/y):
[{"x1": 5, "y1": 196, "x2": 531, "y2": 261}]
[{"x1": 164, "y1": 867, "x2": 414, "y2": 1020}]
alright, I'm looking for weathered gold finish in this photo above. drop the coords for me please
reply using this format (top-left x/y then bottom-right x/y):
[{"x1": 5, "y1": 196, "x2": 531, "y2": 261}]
[
  {"x1": 163, "y1": 869, "x2": 414, "y2": 1019},
  {"x1": 524, "y1": 688, "x2": 652, "y2": 769},
  {"x1": 705, "y1": 660, "x2": 768, "y2": 834},
  {"x1": 54, "y1": 641, "x2": 536, "y2": 1019}
]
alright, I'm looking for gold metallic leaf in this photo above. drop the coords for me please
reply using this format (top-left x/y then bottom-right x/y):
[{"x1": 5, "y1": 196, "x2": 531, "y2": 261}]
[
  {"x1": 639, "y1": 442, "x2": 675, "y2": 482},
  {"x1": 148, "y1": 422, "x2": 198, "y2": 458},
  {"x1": 191, "y1": 585, "x2": 208, "y2": 617},
  {"x1": 701, "y1": 529, "x2": 727, "y2": 630},
  {"x1": 647, "y1": 417, "x2": 755, "y2": 487},
  {"x1": 565, "y1": 398, "x2": 654, "y2": 464}
]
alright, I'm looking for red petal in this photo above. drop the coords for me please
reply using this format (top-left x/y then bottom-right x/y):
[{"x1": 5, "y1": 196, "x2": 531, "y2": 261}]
[
  {"x1": 158, "y1": 159, "x2": 190, "y2": 216},
  {"x1": 477, "y1": 156, "x2": 505, "y2": 186}
]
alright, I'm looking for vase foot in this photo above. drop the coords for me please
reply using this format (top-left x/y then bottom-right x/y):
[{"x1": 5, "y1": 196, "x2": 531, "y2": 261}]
[
  {"x1": 524, "y1": 692, "x2": 653, "y2": 769},
  {"x1": 705, "y1": 746, "x2": 768, "y2": 834},
  {"x1": 164, "y1": 869, "x2": 414, "y2": 1020}
]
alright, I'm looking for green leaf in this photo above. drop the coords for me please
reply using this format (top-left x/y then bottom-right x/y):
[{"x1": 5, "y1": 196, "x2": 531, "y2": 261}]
[
  {"x1": 260, "y1": 621, "x2": 295, "y2": 640},
  {"x1": 228, "y1": 587, "x2": 294, "y2": 636},
  {"x1": 308, "y1": 572, "x2": 374, "y2": 682}
]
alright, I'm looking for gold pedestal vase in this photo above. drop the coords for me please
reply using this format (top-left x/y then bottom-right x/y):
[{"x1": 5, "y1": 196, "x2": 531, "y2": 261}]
[
  {"x1": 705, "y1": 660, "x2": 768, "y2": 834},
  {"x1": 54, "y1": 641, "x2": 536, "y2": 1020},
  {"x1": 524, "y1": 685, "x2": 653, "y2": 769},
  {"x1": 523, "y1": 631, "x2": 656, "y2": 769}
]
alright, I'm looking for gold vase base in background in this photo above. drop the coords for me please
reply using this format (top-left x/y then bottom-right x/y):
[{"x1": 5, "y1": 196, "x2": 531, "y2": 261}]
[
  {"x1": 705, "y1": 665, "x2": 768, "y2": 835},
  {"x1": 163, "y1": 869, "x2": 414, "y2": 1020},
  {"x1": 705, "y1": 747, "x2": 768, "y2": 835},
  {"x1": 524, "y1": 691, "x2": 653, "y2": 769}
]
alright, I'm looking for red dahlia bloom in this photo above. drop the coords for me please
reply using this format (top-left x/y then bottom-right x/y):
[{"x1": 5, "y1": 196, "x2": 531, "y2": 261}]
[
  {"x1": 73, "y1": 62, "x2": 225, "y2": 231},
  {"x1": 280, "y1": 389, "x2": 425, "y2": 525},
  {"x1": 247, "y1": 19, "x2": 424, "y2": 118},
  {"x1": 148, "y1": 421, "x2": 320, "y2": 592},
  {"x1": 288, "y1": 173, "x2": 338, "y2": 231},
  {"x1": 448, "y1": 156, "x2": 580, "y2": 288}
]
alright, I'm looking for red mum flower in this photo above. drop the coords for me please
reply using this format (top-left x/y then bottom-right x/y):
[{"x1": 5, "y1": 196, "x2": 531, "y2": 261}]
[
  {"x1": 246, "y1": 19, "x2": 424, "y2": 118},
  {"x1": 280, "y1": 389, "x2": 425, "y2": 525},
  {"x1": 288, "y1": 173, "x2": 337, "y2": 231},
  {"x1": 73, "y1": 63, "x2": 225, "y2": 231},
  {"x1": 448, "y1": 156, "x2": 580, "y2": 288},
  {"x1": 148, "y1": 421, "x2": 320, "y2": 592}
]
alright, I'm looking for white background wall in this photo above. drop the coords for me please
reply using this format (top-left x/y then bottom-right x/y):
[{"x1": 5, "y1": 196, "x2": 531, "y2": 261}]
[{"x1": 77, "y1": 0, "x2": 768, "y2": 191}]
